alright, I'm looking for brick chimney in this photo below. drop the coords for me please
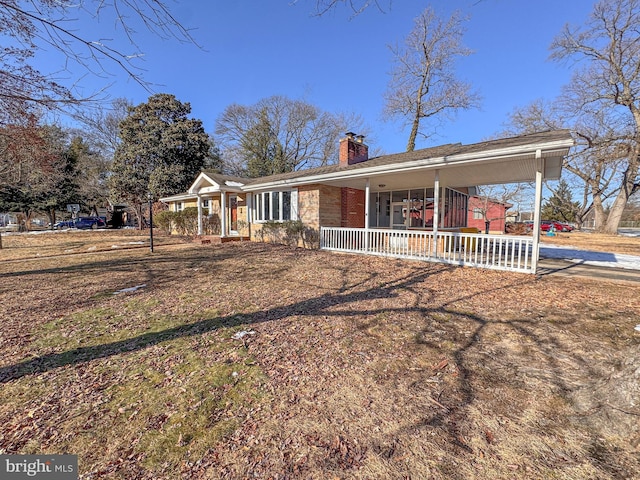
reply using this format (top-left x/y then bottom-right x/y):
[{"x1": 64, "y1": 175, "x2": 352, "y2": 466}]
[{"x1": 339, "y1": 132, "x2": 368, "y2": 166}]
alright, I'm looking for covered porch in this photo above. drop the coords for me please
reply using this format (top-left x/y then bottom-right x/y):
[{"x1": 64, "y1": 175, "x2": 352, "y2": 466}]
[
  {"x1": 313, "y1": 130, "x2": 574, "y2": 274},
  {"x1": 187, "y1": 172, "x2": 248, "y2": 238}
]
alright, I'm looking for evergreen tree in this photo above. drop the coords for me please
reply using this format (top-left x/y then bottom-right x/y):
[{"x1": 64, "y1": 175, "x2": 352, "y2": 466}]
[
  {"x1": 109, "y1": 93, "x2": 210, "y2": 227},
  {"x1": 542, "y1": 179, "x2": 579, "y2": 222},
  {"x1": 243, "y1": 108, "x2": 287, "y2": 178}
]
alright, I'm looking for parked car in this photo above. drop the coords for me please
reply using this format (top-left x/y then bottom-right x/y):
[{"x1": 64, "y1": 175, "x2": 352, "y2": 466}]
[
  {"x1": 524, "y1": 220, "x2": 568, "y2": 232},
  {"x1": 540, "y1": 220, "x2": 566, "y2": 232},
  {"x1": 54, "y1": 216, "x2": 106, "y2": 229}
]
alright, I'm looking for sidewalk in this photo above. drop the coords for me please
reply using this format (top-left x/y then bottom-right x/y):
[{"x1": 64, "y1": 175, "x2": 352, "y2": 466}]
[{"x1": 537, "y1": 257, "x2": 640, "y2": 284}]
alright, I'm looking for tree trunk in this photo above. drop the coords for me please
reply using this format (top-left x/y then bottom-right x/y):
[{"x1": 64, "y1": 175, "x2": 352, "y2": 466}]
[
  {"x1": 603, "y1": 193, "x2": 627, "y2": 234},
  {"x1": 592, "y1": 191, "x2": 607, "y2": 232},
  {"x1": 134, "y1": 203, "x2": 145, "y2": 230},
  {"x1": 603, "y1": 169, "x2": 639, "y2": 234},
  {"x1": 47, "y1": 208, "x2": 56, "y2": 229},
  {"x1": 407, "y1": 115, "x2": 419, "y2": 152}
]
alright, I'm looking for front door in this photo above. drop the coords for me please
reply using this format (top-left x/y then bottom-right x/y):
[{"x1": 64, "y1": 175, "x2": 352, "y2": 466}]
[
  {"x1": 391, "y1": 202, "x2": 408, "y2": 229},
  {"x1": 230, "y1": 195, "x2": 238, "y2": 233}
]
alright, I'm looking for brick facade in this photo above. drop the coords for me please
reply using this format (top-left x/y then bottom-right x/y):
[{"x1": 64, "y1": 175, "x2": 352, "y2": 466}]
[
  {"x1": 340, "y1": 187, "x2": 365, "y2": 228},
  {"x1": 298, "y1": 184, "x2": 342, "y2": 229}
]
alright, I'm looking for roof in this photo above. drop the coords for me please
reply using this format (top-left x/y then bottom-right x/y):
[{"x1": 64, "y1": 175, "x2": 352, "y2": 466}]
[
  {"x1": 245, "y1": 129, "x2": 574, "y2": 191},
  {"x1": 161, "y1": 129, "x2": 574, "y2": 202}
]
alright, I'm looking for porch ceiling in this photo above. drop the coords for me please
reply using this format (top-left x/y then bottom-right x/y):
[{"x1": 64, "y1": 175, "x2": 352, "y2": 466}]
[{"x1": 318, "y1": 152, "x2": 565, "y2": 192}]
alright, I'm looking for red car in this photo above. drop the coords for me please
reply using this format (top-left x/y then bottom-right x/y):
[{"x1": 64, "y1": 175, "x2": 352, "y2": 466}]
[
  {"x1": 525, "y1": 221, "x2": 571, "y2": 232},
  {"x1": 541, "y1": 220, "x2": 567, "y2": 232}
]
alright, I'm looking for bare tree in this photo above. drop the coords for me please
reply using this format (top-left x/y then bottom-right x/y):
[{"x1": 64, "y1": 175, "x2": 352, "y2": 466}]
[
  {"x1": 74, "y1": 98, "x2": 132, "y2": 158},
  {"x1": 550, "y1": 0, "x2": 640, "y2": 234},
  {"x1": 215, "y1": 96, "x2": 368, "y2": 176},
  {"x1": 0, "y1": 1, "x2": 196, "y2": 125},
  {"x1": 384, "y1": 7, "x2": 480, "y2": 152},
  {"x1": 505, "y1": 99, "x2": 625, "y2": 231},
  {"x1": 290, "y1": 0, "x2": 390, "y2": 16}
]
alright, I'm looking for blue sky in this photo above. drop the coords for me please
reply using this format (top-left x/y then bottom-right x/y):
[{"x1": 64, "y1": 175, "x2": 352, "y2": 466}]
[{"x1": 44, "y1": 0, "x2": 596, "y2": 155}]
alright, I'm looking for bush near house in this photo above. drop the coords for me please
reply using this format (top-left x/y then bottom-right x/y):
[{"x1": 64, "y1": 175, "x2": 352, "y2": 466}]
[
  {"x1": 257, "y1": 220, "x2": 319, "y2": 248},
  {"x1": 155, "y1": 208, "x2": 222, "y2": 236}
]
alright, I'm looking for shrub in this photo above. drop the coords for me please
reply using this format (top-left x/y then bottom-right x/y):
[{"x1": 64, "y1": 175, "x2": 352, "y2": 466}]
[
  {"x1": 174, "y1": 207, "x2": 199, "y2": 235},
  {"x1": 204, "y1": 214, "x2": 221, "y2": 235},
  {"x1": 257, "y1": 220, "x2": 317, "y2": 248},
  {"x1": 154, "y1": 211, "x2": 177, "y2": 235}
]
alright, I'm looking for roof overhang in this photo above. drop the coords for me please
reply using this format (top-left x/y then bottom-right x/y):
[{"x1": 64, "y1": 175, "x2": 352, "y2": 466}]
[
  {"x1": 188, "y1": 172, "x2": 244, "y2": 194},
  {"x1": 245, "y1": 135, "x2": 573, "y2": 192},
  {"x1": 159, "y1": 192, "x2": 196, "y2": 203}
]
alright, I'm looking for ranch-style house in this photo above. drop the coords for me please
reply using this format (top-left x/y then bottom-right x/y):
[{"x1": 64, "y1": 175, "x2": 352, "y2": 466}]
[{"x1": 160, "y1": 130, "x2": 574, "y2": 274}]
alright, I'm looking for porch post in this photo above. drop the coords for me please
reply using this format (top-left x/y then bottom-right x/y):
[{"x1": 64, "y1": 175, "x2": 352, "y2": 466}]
[
  {"x1": 531, "y1": 150, "x2": 544, "y2": 273},
  {"x1": 197, "y1": 194, "x2": 203, "y2": 235},
  {"x1": 364, "y1": 179, "x2": 370, "y2": 252},
  {"x1": 246, "y1": 193, "x2": 252, "y2": 240},
  {"x1": 433, "y1": 170, "x2": 440, "y2": 257},
  {"x1": 221, "y1": 190, "x2": 227, "y2": 238}
]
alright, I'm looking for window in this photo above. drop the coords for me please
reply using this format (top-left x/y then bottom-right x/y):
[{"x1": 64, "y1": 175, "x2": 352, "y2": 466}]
[
  {"x1": 282, "y1": 191, "x2": 291, "y2": 220},
  {"x1": 176, "y1": 202, "x2": 184, "y2": 212},
  {"x1": 272, "y1": 192, "x2": 279, "y2": 220},
  {"x1": 253, "y1": 191, "x2": 295, "y2": 222},
  {"x1": 473, "y1": 208, "x2": 483, "y2": 220},
  {"x1": 368, "y1": 187, "x2": 467, "y2": 229},
  {"x1": 443, "y1": 188, "x2": 468, "y2": 228},
  {"x1": 202, "y1": 199, "x2": 209, "y2": 209}
]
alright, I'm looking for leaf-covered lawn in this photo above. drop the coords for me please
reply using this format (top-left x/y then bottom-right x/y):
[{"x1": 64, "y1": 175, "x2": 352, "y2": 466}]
[{"x1": 0, "y1": 237, "x2": 638, "y2": 479}]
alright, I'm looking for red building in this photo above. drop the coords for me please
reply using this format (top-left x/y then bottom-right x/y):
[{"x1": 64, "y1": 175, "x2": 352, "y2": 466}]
[{"x1": 467, "y1": 196, "x2": 512, "y2": 234}]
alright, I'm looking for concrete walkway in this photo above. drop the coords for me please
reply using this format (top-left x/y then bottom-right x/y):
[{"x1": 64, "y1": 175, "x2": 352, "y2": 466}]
[{"x1": 537, "y1": 257, "x2": 640, "y2": 284}]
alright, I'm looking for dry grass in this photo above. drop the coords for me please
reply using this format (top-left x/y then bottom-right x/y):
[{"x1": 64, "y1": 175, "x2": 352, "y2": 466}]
[
  {"x1": 0, "y1": 232, "x2": 639, "y2": 479},
  {"x1": 540, "y1": 230, "x2": 640, "y2": 255}
]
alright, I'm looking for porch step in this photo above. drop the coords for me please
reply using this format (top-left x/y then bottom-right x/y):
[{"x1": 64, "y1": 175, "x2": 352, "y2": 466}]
[{"x1": 196, "y1": 235, "x2": 250, "y2": 245}]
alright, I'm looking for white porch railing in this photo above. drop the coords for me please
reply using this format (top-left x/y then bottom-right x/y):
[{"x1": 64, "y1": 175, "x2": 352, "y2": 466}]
[{"x1": 320, "y1": 227, "x2": 535, "y2": 273}]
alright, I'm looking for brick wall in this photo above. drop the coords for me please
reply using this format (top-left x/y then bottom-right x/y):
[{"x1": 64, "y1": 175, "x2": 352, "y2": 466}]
[
  {"x1": 339, "y1": 137, "x2": 369, "y2": 166},
  {"x1": 341, "y1": 187, "x2": 365, "y2": 228}
]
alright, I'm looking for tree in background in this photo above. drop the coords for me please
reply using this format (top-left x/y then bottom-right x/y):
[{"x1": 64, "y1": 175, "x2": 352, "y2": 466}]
[
  {"x1": 506, "y1": 100, "x2": 623, "y2": 231},
  {"x1": 75, "y1": 98, "x2": 132, "y2": 159},
  {"x1": 384, "y1": 7, "x2": 480, "y2": 152},
  {"x1": 109, "y1": 94, "x2": 210, "y2": 228},
  {"x1": 215, "y1": 95, "x2": 364, "y2": 177},
  {"x1": 0, "y1": 1, "x2": 196, "y2": 126},
  {"x1": 307, "y1": 0, "x2": 391, "y2": 16},
  {"x1": 549, "y1": 0, "x2": 640, "y2": 234},
  {"x1": 205, "y1": 136, "x2": 225, "y2": 174},
  {"x1": 0, "y1": 120, "x2": 69, "y2": 228},
  {"x1": 69, "y1": 137, "x2": 111, "y2": 218},
  {"x1": 541, "y1": 179, "x2": 580, "y2": 223},
  {"x1": 620, "y1": 193, "x2": 640, "y2": 226}
]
